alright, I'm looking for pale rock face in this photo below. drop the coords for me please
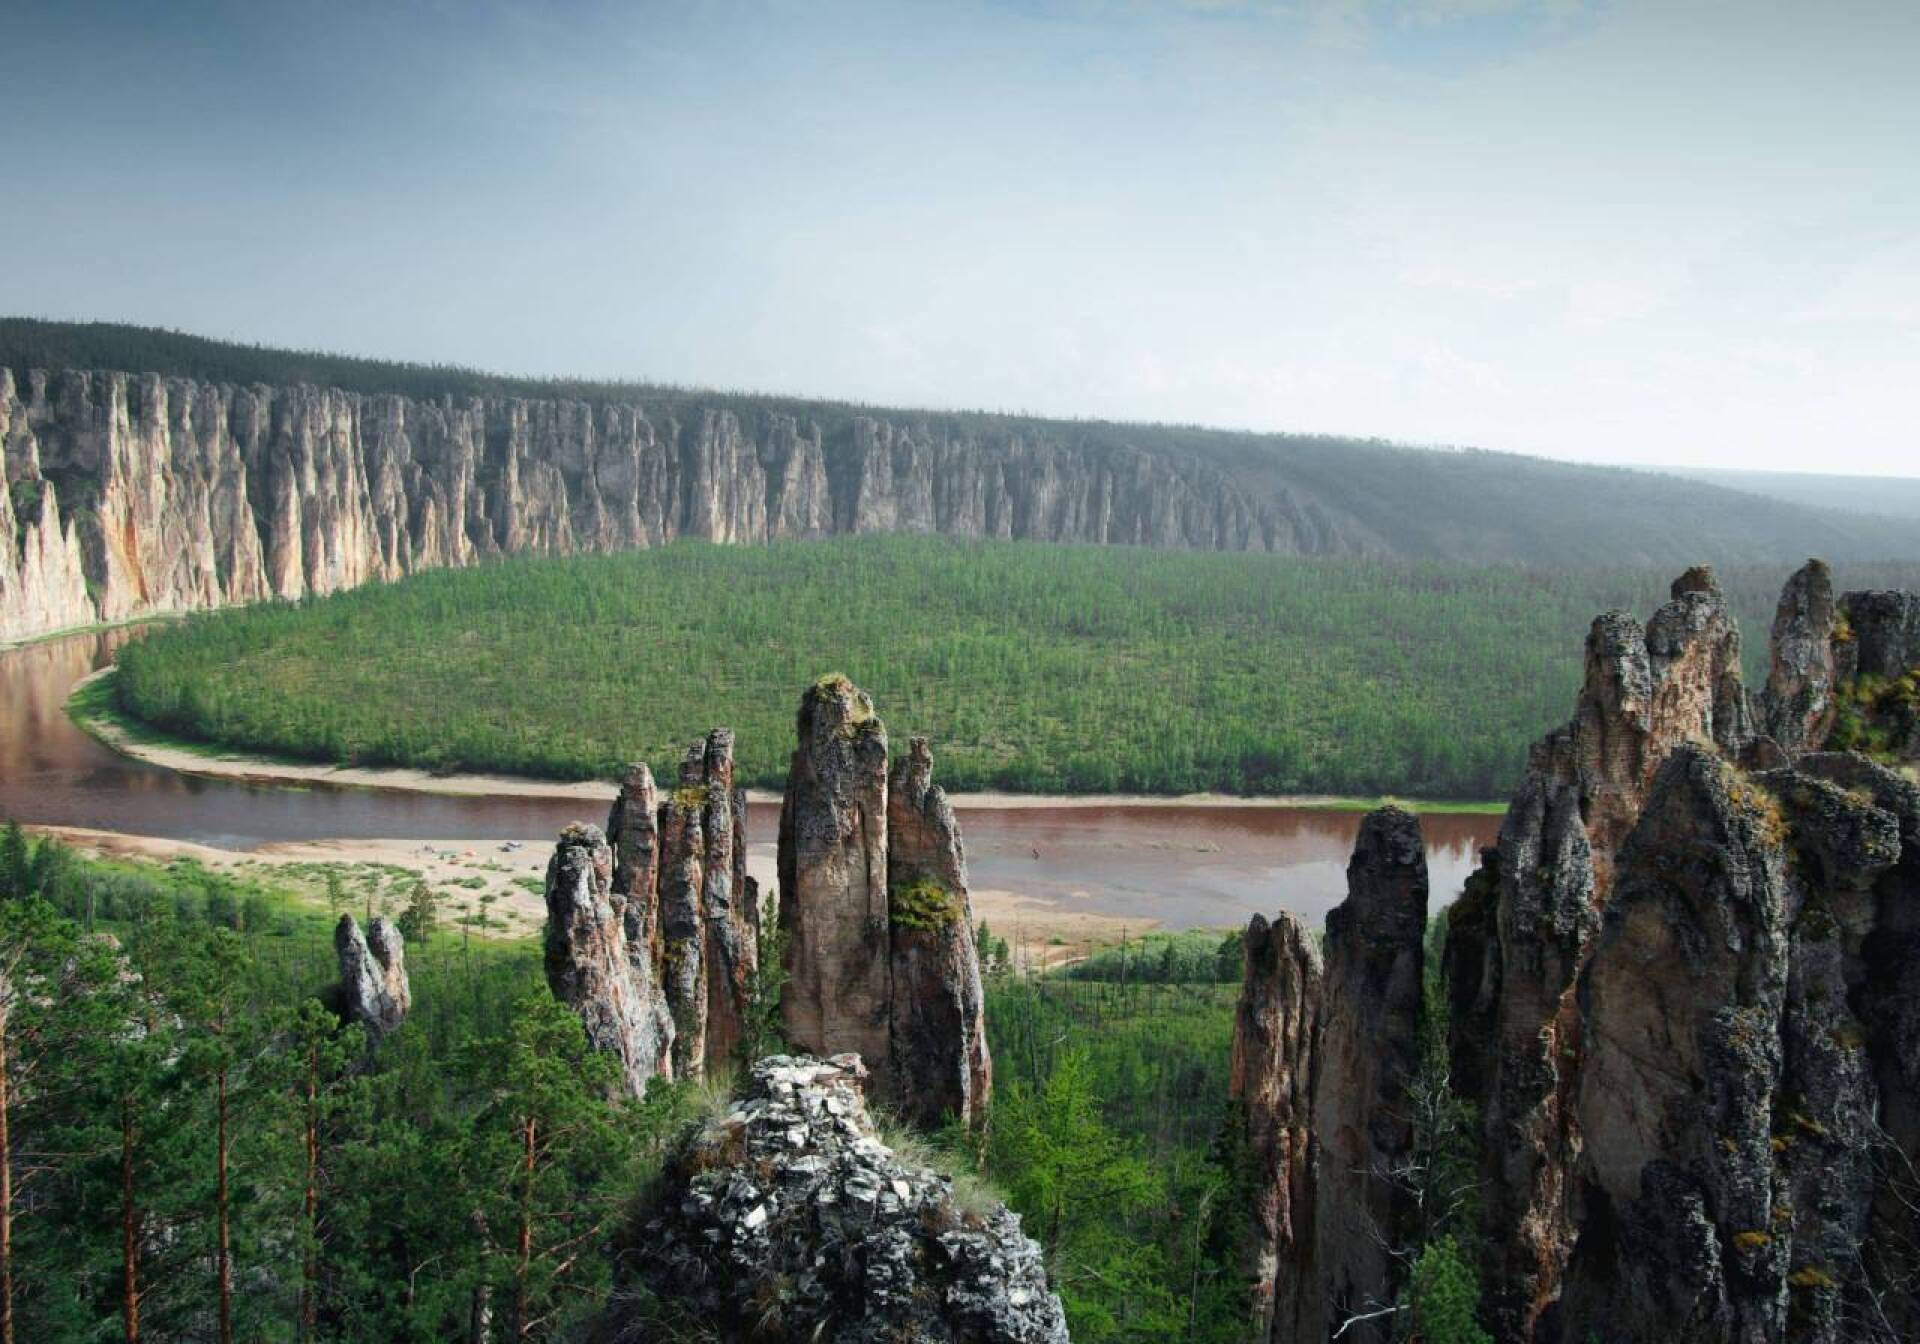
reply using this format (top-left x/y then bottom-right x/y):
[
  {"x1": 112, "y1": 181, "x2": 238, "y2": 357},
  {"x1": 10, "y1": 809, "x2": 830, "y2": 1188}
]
[
  {"x1": 778, "y1": 676, "x2": 893, "y2": 1089},
  {"x1": 778, "y1": 682, "x2": 993, "y2": 1128},
  {"x1": 544, "y1": 740, "x2": 756, "y2": 1095},
  {"x1": 886, "y1": 736, "x2": 992, "y2": 1129},
  {"x1": 1230, "y1": 910, "x2": 1323, "y2": 1344},
  {"x1": 542, "y1": 823, "x2": 671, "y2": 1097},
  {"x1": 1, "y1": 366, "x2": 1310, "y2": 644},
  {"x1": 334, "y1": 913, "x2": 411, "y2": 1042}
]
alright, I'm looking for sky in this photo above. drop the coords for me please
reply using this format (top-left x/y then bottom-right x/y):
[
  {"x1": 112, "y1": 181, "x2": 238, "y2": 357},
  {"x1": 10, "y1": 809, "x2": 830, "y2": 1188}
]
[{"x1": 6, "y1": 0, "x2": 1918, "y2": 476}]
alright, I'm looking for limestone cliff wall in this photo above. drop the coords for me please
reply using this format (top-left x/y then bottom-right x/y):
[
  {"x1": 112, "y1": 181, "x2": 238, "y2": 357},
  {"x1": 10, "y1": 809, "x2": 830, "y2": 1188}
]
[{"x1": 0, "y1": 366, "x2": 1335, "y2": 643}]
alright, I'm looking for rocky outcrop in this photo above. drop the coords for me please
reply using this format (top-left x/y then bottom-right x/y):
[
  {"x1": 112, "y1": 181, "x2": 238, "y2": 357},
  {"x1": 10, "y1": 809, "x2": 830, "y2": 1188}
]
[
  {"x1": 1556, "y1": 746, "x2": 1911, "y2": 1342},
  {"x1": 604, "y1": 1054, "x2": 1068, "y2": 1344},
  {"x1": 1443, "y1": 567, "x2": 1759, "y2": 1336},
  {"x1": 1231, "y1": 911, "x2": 1322, "y2": 1344},
  {"x1": 544, "y1": 737, "x2": 756, "y2": 1095},
  {"x1": 1413, "y1": 564, "x2": 1920, "y2": 1341},
  {"x1": 1313, "y1": 808, "x2": 1429, "y2": 1341},
  {"x1": 1231, "y1": 808, "x2": 1428, "y2": 1343},
  {"x1": 1754, "y1": 562, "x2": 1920, "y2": 765},
  {"x1": 779, "y1": 678, "x2": 992, "y2": 1127},
  {"x1": 543, "y1": 822, "x2": 671, "y2": 1097},
  {"x1": 886, "y1": 736, "x2": 992, "y2": 1129},
  {"x1": 1761, "y1": 559, "x2": 1839, "y2": 753},
  {"x1": 0, "y1": 366, "x2": 1327, "y2": 644},
  {"x1": 333, "y1": 914, "x2": 410, "y2": 1041},
  {"x1": 778, "y1": 676, "x2": 894, "y2": 1086}
]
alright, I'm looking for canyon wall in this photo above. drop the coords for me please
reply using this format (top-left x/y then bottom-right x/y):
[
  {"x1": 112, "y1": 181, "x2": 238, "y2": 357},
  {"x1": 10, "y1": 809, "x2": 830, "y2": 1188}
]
[{"x1": 0, "y1": 366, "x2": 1340, "y2": 643}]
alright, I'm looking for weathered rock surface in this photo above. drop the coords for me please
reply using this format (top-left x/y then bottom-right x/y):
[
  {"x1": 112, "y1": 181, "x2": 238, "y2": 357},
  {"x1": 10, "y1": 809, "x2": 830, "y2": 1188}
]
[
  {"x1": 886, "y1": 736, "x2": 992, "y2": 1129},
  {"x1": 545, "y1": 738, "x2": 756, "y2": 1095},
  {"x1": 1314, "y1": 807, "x2": 1429, "y2": 1341},
  {"x1": 779, "y1": 680, "x2": 993, "y2": 1127},
  {"x1": 779, "y1": 676, "x2": 894, "y2": 1088},
  {"x1": 604, "y1": 1054, "x2": 1068, "y2": 1344},
  {"x1": 1231, "y1": 910, "x2": 1322, "y2": 1344},
  {"x1": 1443, "y1": 568, "x2": 1757, "y2": 1337},
  {"x1": 1557, "y1": 746, "x2": 1907, "y2": 1342},
  {"x1": 1761, "y1": 559, "x2": 1838, "y2": 753},
  {"x1": 1231, "y1": 808, "x2": 1427, "y2": 1343},
  {"x1": 543, "y1": 823, "x2": 671, "y2": 1096},
  {"x1": 0, "y1": 366, "x2": 1325, "y2": 644},
  {"x1": 333, "y1": 913, "x2": 410, "y2": 1041}
]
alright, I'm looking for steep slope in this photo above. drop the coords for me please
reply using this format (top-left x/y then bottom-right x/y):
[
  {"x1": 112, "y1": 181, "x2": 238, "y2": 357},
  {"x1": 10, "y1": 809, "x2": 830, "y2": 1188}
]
[{"x1": 4, "y1": 319, "x2": 1916, "y2": 643}]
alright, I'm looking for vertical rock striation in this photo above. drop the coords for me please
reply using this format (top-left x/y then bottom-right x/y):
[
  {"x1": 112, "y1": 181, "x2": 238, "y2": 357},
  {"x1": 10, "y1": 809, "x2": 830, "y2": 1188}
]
[
  {"x1": 1231, "y1": 911, "x2": 1322, "y2": 1344},
  {"x1": 778, "y1": 676, "x2": 894, "y2": 1087},
  {"x1": 543, "y1": 736, "x2": 756, "y2": 1095},
  {"x1": 1314, "y1": 807, "x2": 1429, "y2": 1341},
  {"x1": 334, "y1": 913, "x2": 410, "y2": 1042},
  {"x1": 543, "y1": 823, "x2": 670, "y2": 1097},
  {"x1": 1761, "y1": 558, "x2": 1838, "y2": 754},
  {"x1": 1231, "y1": 807, "x2": 1427, "y2": 1343},
  {"x1": 1, "y1": 366, "x2": 1333, "y2": 644},
  {"x1": 779, "y1": 679, "x2": 992, "y2": 1126}
]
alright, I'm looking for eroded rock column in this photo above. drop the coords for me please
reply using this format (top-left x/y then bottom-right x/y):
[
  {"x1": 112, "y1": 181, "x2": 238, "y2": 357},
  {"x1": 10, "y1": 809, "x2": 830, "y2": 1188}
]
[
  {"x1": 1230, "y1": 910, "x2": 1322, "y2": 1344},
  {"x1": 334, "y1": 913, "x2": 411, "y2": 1042},
  {"x1": 886, "y1": 736, "x2": 991, "y2": 1128},
  {"x1": 778, "y1": 676, "x2": 894, "y2": 1089}
]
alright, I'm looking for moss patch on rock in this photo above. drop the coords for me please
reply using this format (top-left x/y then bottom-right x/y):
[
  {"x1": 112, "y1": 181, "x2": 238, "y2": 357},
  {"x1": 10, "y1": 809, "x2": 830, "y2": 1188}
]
[{"x1": 890, "y1": 876, "x2": 960, "y2": 932}]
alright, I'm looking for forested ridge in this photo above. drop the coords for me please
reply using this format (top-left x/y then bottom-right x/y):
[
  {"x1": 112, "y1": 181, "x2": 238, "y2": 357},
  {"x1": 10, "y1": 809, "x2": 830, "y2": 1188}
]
[
  {"x1": 7, "y1": 317, "x2": 1915, "y2": 569},
  {"x1": 109, "y1": 538, "x2": 1920, "y2": 800}
]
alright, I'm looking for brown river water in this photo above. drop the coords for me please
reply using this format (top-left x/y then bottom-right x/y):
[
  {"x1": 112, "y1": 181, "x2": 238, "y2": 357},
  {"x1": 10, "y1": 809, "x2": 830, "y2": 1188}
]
[{"x1": 0, "y1": 629, "x2": 1500, "y2": 930}]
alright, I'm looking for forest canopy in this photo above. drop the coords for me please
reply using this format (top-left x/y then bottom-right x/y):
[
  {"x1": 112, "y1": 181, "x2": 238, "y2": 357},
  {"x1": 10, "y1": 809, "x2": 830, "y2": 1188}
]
[{"x1": 108, "y1": 538, "x2": 1920, "y2": 800}]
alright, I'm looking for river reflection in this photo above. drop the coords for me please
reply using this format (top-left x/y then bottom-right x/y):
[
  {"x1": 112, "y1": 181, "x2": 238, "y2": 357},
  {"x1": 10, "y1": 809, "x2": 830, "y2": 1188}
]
[{"x1": 1, "y1": 630, "x2": 1499, "y2": 929}]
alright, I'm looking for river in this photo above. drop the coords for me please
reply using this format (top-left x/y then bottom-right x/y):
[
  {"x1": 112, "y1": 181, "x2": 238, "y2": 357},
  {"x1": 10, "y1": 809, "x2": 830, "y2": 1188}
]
[{"x1": 0, "y1": 629, "x2": 1500, "y2": 931}]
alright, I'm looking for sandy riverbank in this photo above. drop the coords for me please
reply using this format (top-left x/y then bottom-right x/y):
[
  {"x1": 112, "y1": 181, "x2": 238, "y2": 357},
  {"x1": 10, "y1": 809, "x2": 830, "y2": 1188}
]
[{"x1": 38, "y1": 824, "x2": 1147, "y2": 965}]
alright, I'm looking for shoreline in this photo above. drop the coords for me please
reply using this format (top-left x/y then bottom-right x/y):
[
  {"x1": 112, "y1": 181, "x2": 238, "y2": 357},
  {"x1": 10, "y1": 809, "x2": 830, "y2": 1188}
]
[{"x1": 69, "y1": 669, "x2": 1504, "y2": 813}]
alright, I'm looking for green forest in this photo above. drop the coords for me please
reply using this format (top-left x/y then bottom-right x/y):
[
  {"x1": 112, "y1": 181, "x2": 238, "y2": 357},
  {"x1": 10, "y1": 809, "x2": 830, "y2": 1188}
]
[
  {"x1": 0, "y1": 826, "x2": 1349, "y2": 1342},
  {"x1": 108, "y1": 538, "x2": 1920, "y2": 800}
]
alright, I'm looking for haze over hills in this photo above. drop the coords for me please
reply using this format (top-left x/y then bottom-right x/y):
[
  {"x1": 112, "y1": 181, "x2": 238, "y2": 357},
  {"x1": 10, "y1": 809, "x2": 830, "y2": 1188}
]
[
  {"x1": 1662, "y1": 464, "x2": 1920, "y2": 523},
  {"x1": 3, "y1": 318, "x2": 1917, "y2": 645}
]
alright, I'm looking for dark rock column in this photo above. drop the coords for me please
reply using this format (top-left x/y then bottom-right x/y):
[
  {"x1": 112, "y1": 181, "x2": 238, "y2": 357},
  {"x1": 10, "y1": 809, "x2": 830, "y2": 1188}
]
[
  {"x1": 885, "y1": 736, "x2": 992, "y2": 1128},
  {"x1": 1761, "y1": 558, "x2": 1838, "y2": 754},
  {"x1": 1313, "y1": 806, "x2": 1428, "y2": 1342},
  {"x1": 1230, "y1": 910, "x2": 1323, "y2": 1344},
  {"x1": 778, "y1": 675, "x2": 893, "y2": 1089}
]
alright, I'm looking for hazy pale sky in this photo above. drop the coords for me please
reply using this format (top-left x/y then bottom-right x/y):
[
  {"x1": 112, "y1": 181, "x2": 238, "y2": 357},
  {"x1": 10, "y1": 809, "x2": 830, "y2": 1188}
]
[{"x1": 8, "y1": 0, "x2": 1918, "y2": 475}]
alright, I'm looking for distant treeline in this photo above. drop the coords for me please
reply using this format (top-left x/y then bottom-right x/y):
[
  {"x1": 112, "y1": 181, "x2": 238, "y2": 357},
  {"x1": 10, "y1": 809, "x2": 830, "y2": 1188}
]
[{"x1": 110, "y1": 537, "x2": 1920, "y2": 800}]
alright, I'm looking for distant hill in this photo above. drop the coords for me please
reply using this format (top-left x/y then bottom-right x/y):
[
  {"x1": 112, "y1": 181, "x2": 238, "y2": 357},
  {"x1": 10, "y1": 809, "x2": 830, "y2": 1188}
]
[
  {"x1": 4, "y1": 317, "x2": 1915, "y2": 571},
  {"x1": 1662, "y1": 464, "x2": 1920, "y2": 523}
]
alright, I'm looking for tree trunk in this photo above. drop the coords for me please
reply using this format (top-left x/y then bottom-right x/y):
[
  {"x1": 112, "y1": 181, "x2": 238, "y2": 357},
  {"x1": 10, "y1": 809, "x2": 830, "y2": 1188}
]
[
  {"x1": 216, "y1": 1065, "x2": 233, "y2": 1344},
  {"x1": 121, "y1": 1105, "x2": 139, "y2": 1344},
  {"x1": 1, "y1": 1006, "x2": 14, "y2": 1344},
  {"x1": 513, "y1": 1114, "x2": 534, "y2": 1341},
  {"x1": 301, "y1": 1048, "x2": 318, "y2": 1342}
]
